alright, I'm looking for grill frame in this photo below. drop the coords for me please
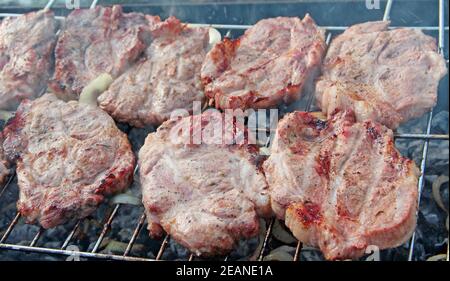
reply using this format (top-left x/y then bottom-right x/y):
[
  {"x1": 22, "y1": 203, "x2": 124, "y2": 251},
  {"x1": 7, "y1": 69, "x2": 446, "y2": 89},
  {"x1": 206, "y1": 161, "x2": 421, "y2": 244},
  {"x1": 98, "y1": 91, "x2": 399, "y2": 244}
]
[{"x1": 0, "y1": 0, "x2": 448, "y2": 261}]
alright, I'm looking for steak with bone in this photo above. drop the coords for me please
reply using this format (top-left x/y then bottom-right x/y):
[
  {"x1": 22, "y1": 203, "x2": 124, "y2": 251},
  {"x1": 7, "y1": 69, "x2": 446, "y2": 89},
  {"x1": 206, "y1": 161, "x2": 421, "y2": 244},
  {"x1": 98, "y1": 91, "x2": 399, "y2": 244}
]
[
  {"x1": 2, "y1": 93, "x2": 135, "y2": 229},
  {"x1": 201, "y1": 15, "x2": 326, "y2": 110},
  {"x1": 139, "y1": 111, "x2": 271, "y2": 256},
  {"x1": 98, "y1": 17, "x2": 209, "y2": 127},
  {"x1": 263, "y1": 110, "x2": 419, "y2": 260},
  {"x1": 316, "y1": 21, "x2": 448, "y2": 129},
  {"x1": 0, "y1": 10, "x2": 58, "y2": 110},
  {"x1": 49, "y1": 5, "x2": 158, "y2": 100}
]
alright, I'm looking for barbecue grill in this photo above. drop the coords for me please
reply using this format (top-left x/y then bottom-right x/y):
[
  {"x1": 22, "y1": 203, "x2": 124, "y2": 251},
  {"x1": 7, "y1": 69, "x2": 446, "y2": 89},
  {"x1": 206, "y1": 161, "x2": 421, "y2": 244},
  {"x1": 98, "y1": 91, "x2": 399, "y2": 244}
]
[{"x1": 0, "y1": 0, "x2": 448, "y2": 261}]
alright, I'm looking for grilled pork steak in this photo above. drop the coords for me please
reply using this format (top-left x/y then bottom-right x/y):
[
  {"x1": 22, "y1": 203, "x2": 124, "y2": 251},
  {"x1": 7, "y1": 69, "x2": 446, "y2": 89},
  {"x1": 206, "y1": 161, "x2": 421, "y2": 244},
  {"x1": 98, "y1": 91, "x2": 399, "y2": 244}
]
[
  {"x1": 139, "y1": 111, "x2": 271, "y2": 256},
  {"x1": 316, "y1": 21, "x2": 448, "y2": 129},
  {"x1": 201, "y1": 15, "x2": 326, "y2": 110},
  {"x1": 0, "y1": 10, "x2": 58, "y2": 110},
  {"x1": 98, "y1": 17, "x2": 208, "y2": 127},
  {"x1": 2, "y1": 94, "x2": 135, "y2": 229},
  {"x1": 49, "y1": 5, "x2": 157, "y2": 100},
  {"x1": 263, "y1": 110, "x2": 419, "y2": 260}
]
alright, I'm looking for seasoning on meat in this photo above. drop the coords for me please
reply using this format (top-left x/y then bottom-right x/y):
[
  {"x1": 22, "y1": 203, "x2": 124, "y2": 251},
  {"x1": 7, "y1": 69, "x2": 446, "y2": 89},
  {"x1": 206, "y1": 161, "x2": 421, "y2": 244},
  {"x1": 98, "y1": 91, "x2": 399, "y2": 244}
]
[
  {"x1": 316, "y1": 21, "x2": 448, "y2": 129},
  {"x1": 201, "y1": 15, "x2": 326, "y2": 110},
  {"x1": 98, "y1": 17, "x2": 209, "y2": 127},
  {"x1": 49, "y1": 5, "x2": 157, "y2": 100},
  {"x1": 263, "y1": 110, "x2": 419, "y2": 260},
  {"x1": 2, "y1": 93, "x2": 135, "y2": 228},
  {"x1": 0, "y1": 10, "x2": 58, "y2": 110},
  {"x1": 139, "y1": 111, "x2": 271, "y2": 256}
]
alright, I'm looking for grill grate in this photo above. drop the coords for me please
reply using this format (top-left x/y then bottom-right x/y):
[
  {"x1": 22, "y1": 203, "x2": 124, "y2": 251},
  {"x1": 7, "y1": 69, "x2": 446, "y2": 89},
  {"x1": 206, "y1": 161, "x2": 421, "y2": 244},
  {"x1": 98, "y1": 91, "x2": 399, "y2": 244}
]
[{"x1": 0, "y1": 0, "x2": 449, "y2": 261}]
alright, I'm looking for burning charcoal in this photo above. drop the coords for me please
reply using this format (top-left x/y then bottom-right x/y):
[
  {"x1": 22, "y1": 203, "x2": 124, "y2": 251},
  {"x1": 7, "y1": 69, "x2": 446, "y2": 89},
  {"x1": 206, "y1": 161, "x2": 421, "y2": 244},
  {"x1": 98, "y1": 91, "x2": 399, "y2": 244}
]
[
  {"x1": 117, "y1": 229, "x2": 133, "y2": 243},
  {"x1": 43, "y1": 241, "x2": 62, "y2": 250},
  {"x1": 7, "y1": 224, "x2": 40, "y2": 244},
  {"x1": 100, "y1": 240, "x2": 145, "y2": 256},
  {"x1": 128, "y1": 126, "x2": 155, "y2": 152},
  {"x1": 228, "y1": 237, "x2": 259, "y2": 260},
  {"x1": 158, "y1": 240, "x2": 188, "y2": 261},
  {"x1": 168, "y1": 240, "x2": 190, "y2": 260},
  {"x1": 300, "y1": 247, "x2": 325, "y2": 261},
  {"x1": 380, "y1": 245, "x2": 410, "y2": 261},
  {"x1": 397, "y1": 115, "x2": 429, "y2": 134},
  {"x1": 425, "y1": 142, "x2": 449, "y2": 176},
  {"x1": 432, "y1": 111, "x2": 449, "y2": 134}
]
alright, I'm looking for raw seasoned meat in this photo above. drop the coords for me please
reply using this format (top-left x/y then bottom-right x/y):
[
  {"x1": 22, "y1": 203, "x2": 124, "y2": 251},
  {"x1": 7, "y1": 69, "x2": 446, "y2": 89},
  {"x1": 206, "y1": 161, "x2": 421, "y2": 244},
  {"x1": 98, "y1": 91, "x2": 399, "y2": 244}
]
[
  {"x1": 201, "y1": 15, "x2": 326, "y2": 110},
  {"x1": 2, "y1": 94, "x2": 135, "y2": 228},
  {"x1": 316, "y1": 21, "x2": 447, "y2": 129},
  {"x1": 98, "y1": 17, "x2": 209, "y2": 127},
  {"x1": 0, "y1": 10, "x2": 58, "y2": 110},
  {"x1": 139, "y1": 111, "x2": 271, "y2": 255},
  {"x1": 263, "y1": 110, "x2": 419, "y2": 260},
  {"x1": 49, "y1": 5, "x2": 157, "y2": 100}
]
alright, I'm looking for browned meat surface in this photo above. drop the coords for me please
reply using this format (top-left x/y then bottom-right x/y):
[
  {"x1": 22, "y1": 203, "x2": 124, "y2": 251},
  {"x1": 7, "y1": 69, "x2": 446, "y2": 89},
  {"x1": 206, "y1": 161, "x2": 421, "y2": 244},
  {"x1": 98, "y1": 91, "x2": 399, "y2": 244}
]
[
  {"x1": 316, "y1": 21, "x2": 447, "y2": 129},
  {"x1": 98, "y1": 17, "x2": 208, "y2": 127},
  {"x1": 49, "y1": 5, "x2": 158, "y2": 100},
  {"x1": 2, "y1": 94, "x2": 135, "y2": 229},
  {"x1": 0, "y1": 10, "x2": 58, "y2": 110},
  {"x1": 201, "y1": 15, "x2": 325, "y2": 110},
  {"x1": 139, "y1": 111, "x2": 271, "y2": 255},
  {"x1": 263, "y1": 110, "x2": 419, "y2": 260},
  {"x1": 0, "y1": 133, "x2": 10, "y2": 186}
]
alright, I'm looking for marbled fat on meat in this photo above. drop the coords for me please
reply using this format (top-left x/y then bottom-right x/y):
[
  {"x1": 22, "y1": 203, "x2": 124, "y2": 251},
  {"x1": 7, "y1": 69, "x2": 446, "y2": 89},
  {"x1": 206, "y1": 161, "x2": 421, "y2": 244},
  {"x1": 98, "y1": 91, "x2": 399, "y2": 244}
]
[
  {"x1": 98, "y1": 17, "x2": 209, "y2": 127},
  {"x1": 2, "y1": 94, "x2": 135, "y2": 229},
  {"x1": 316, "y1": 21, "x2": 448, "y2": 129},
  {"x1": 0, "y1": 10, "x2": 58, "y2": 110},
  {"x1": 263, "y1": 110, "x2": 419, "y2": 260},
  {"x1": 201, "y1": 15, "x2": 326, "y2": 110},
  {"x1": 139, "y1": 111, "x2": 271, "y2": 256},
  {"x1": 49, "y1": 5, "x2": 157, "y2": 100}
]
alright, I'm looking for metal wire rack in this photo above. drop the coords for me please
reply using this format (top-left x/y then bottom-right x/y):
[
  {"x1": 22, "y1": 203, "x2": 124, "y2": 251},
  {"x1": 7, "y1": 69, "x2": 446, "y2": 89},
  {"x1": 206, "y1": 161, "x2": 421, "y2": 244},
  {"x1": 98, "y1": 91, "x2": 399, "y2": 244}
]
[{"x1": 0, "y1": 0, "x2": 449, "y2": 261}]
